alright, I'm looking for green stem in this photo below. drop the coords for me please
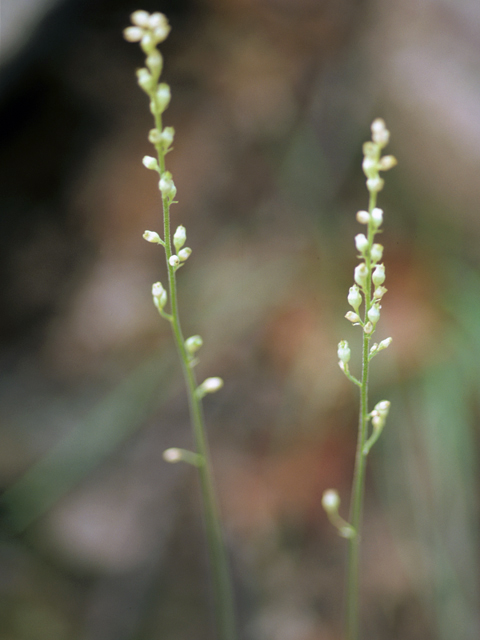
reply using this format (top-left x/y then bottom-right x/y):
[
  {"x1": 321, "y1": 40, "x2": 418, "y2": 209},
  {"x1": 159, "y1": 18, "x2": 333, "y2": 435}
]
[
  {"x1": 154, "y1": 112, "x2": 237, "y2": 640},
  {"x1": 345, "y1": 191, "x2": 377, "y2": 640}
]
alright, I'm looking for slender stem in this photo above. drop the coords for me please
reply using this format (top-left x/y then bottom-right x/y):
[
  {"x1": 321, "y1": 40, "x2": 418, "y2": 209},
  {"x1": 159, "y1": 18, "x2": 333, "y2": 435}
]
[
  {"x1": 345, "y1": 191, "x2": 377, "y2": 640},
  {"x1": 154, "y1": 113, "x2": 237, "y2": 640}
]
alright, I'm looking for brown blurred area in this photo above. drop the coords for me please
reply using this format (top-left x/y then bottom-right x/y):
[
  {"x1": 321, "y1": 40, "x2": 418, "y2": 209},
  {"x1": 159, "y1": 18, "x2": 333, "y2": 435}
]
[{"x1": 0, "y1": 0, "x2": 479, "y2": 639}]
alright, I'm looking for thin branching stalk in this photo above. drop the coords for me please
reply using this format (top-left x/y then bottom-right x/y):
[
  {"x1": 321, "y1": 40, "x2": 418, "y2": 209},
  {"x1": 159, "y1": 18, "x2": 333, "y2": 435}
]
[
  {"x1": 124, "y1": 11, "x2": 236, "y2": 640},
  {"x1": 322, "y1": 119, "x2": 396, "y2": 640}
]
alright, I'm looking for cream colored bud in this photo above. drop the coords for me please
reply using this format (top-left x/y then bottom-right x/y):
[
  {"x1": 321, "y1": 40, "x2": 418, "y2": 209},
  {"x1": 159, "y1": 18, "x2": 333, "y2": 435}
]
[
  {"x1": 198, "y1": 377, "x2": 224, "y2": 396},
  {"x1": 148, "y1": 12, "x2": 168, "y2": 29},
  {"x1": 371, "y1": 243, "x2": 383, "y2": 263},
  {"x1": 367, "y1": 176, "x2": 384, "y2": 192},
  {"x1": 373, "y1": 285, "x2": 387, "y2": 300},
  {"x1": 136, "y1": 68, "x2": 154, "y2": 93},
  {"x1": 354, "y1": 262, "x2": 368, "y2": 288},
  {"x1": 379, "y1": 155, "x2": 397, "y2": 171},
  {"x1": 378, "y1": 337, "x2": 392, "y2": 351},
  {"x1": 148, "y1": 128, "x2": 162, "y2": 144},
  {"x1": 371, "y1": 118, "x2": 390, "y2": 146},
  {"x1": 371, "y1": 208, "x2": 383, "y2": 228},
  {"x1": 152, "y1": 281, "x2": 167, "y2": 309},
  {"x1": 348, "y1": 285, "x2": 362, "y2": 311},
  {"x1": 364, "y1": 321, "x2": 373, "y2": 334},
  {"x1": 146, "y1": 51, "x2": 162, "y2": 76},
  {"x1": 156, "y1": 84, "x2": 171, "y2": 112},
  {"x1": 374, "y1": 400, "x2": 391, "y2": 415},
  {"x1": 131, "y1": 10, "x2": 151, "y2": 28},
  {"x1": 159, "y1": 172, "x2": 177, "y2": 200},
  {"x1": 143, "y1": 230, "x2": 161, "y2": 243},
  {"x1": 142, "y1": 155, "x2": 159, "y2": 171},
  {"x1": 362, "y1": 156, "x2": 378, "y2": 179},
  {"x1": 345, "y1": 311, "x2": 361, "y2": 324},
  {"x1": 140, "y1": 32, "x2": 156, "y2": 54},
  {"x1": 163, "y1": 447, "x2": 182, "y2": 462},
  {"x1": 356, "y1": 210, "x2": 370, "y2": 224},
  {"x1": 372, "y1": 264, "x2": 386, "y2": 286},
  {"x1": 178, "y1": 247, "x2": 192, "y2": 262},
  {"x1": 173, "y1": 225, "x2": 186, "y2": 252},
  {"x1": 169, "y1": 255, "x2": 180, "y2": 267},
  {"x1": 123, "y1": 26, "x2": 144, "y2": 42},
  {"x1": 355, "y1": 234, "x2": 369, "y2": 254},
  {"x1": 337, "y1": 340, "x2": 351, "y2": 364},
  {"x1": 367, "y1": 303, "x2": 381, "y2": 325},
  {"x1": 322, "y1": 489, "x2": 340, "y2": 512},
  {"x1": 185, "y1": 335, "x2": 203, "y2": 354},
  {"x1": 159, "y1": 126, "x2": 174, "y2": 149}
]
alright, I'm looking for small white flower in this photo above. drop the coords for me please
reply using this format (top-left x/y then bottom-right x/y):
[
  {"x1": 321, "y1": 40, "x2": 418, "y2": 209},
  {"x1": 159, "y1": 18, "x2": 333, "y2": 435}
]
[
  {"x1": 178, "y1": 247, "x2": 192, "y2": 261},
  {"x1": 372, "y1": 264, "x2": 386, "y2": 286},
  {"x1": 142, "y1": 155, "x2": 159, "y2": 171},
  {"x1": 185, "y1": 335, "x2": 203, "y2": 354},
  {"x1": 354, "y1": 263, "x2": 368, "y2": 288},
  {"x1": 169, "y1": 255, "x2": 180, "y2": 267},
  {"x1": 159, "y1": 172, "x2": 177, "y2": 200},
  {"x1": 371, "y1": 208, "x2": 383, "y2": 227},
  {"x1": 371, "y1": 118, "x2": 390, "y2": 146},
  {"x1": 348, "y1": 285, "x2": 362, "y2": 311},
  {"x1": 143, "y1": 230, "x2": 161, "y2": 243},
  {"x1": 367, "y1": 176, "x2": 384, "y2": 192},
  {"x1": 156, "y1": 84, "x2": 171, "y2": 112},
  {"x1": 371, "y1": 243, "x2": 383, "y2": 263},
  {"x1": 378, "y1": 337, "x2": 392, "y2": 350},
  {"x1": 345, "y1": 311, "x2": 361, "y2": 324},
  {"x1": 356, "y1": 210, "x2": 370, "y2": 224},
  {"x1": 152, "y1": 281, "x2": 167, "y2": 309},
  {"x1": 123, "y1": 26, "x2": 144, "y2": 42},
  {"x1": 379, "y1": 155, "x2": 397, "y2": 171},
  {"x1": 337, "y1": 340, "x2": 351, "y2": 364},
  {"x1": 200, "y1": 377, "x2": 224, "y2": 394},
  {"x1": 131, "y1": 10, "x2": 151, "y2": 28},
  {"x1": 322, "y1": 489, "x2": 340, "y2": 512},
  {"x1": 367, "y1": 304, "x2": 381, "y2": 325},
  {"x1": 163, "y1": 447, "x2": 182, "y2": 462},
  {"x1": 173, "y1": 225, "x2": 186, "y2": 252}
]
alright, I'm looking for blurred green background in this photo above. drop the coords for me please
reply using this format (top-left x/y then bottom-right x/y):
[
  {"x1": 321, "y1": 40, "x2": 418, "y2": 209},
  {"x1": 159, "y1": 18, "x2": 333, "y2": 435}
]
[{"x1": 0, "y1": 0, "x2": 479, "y2": 639}]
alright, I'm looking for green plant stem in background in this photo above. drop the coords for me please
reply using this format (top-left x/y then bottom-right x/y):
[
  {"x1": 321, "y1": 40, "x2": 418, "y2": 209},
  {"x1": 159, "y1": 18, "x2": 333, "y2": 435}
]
[
  {"x1": 124, "y1": 11, "x2": 236, "y2": 640},
  {"x1": 323, "y1": 119, "x2": 396, "y2": 640}
]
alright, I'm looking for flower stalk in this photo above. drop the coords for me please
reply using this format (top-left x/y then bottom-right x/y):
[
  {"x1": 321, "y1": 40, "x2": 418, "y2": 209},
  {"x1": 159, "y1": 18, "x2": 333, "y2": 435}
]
[
  {"x1": 124, "y1": 11, "x2": 236, "y2": 640},
  {"x1": 323, "y1": 118, "x2": 395, "y2": 640}
]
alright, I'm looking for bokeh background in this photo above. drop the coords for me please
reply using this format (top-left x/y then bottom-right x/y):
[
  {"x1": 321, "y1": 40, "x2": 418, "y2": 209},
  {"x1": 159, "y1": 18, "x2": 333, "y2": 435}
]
[{"x1": 1, "y1": 0, "x2": 479, "y2": 638}]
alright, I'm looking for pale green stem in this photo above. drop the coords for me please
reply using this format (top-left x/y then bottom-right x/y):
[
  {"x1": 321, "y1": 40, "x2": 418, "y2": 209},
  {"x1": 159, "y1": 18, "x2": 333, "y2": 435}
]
[
  {"x1": 154, "y1": 109, "x2": 237, "y2": 640},
  {"x1": 345, "y1": 190, "x2": 377, "y2": 640}
]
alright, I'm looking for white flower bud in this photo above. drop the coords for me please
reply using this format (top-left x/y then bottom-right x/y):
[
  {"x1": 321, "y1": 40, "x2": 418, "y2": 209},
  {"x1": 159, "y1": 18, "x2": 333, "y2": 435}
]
[
  {"x1": 371, "y1": 243, "x2": 383, "y2": 263},
  {"x1": 143, "y1": 230, "x2": 161, "y2": 243},
  {"x1": 373, "y1": 285, "x2": 387, "y2": 300},
  {"x1": 123, "y1": 26, "x2": 144, "y2": 42},
  {"x1": 142, "y1": 155, "x2": 159, "y2": 171},
  {"x1": 364, "y1": 321, "x2": 373, "y2": 334},
  {"x1": 345, "y1": 311, "x2": 361, "y2": 324},
  {"x1": 146, "y1": 51, "x2": 162, "y2": 76},
  {"x1": 159, "y1": 172, "x2": 177, "y2": 200},
  {"x1": 348, "y1": 285, "x2": 362, "y2": 311},
  {"x1": 178, "y1": 247, "x2": 192, "y2": 261},
  {"x1": 337, "y1": 340, "x2": 351, "y2": 364},
  {"x1": 152, "y1": 281, "x2": 167, "y2": 309},
  {"x1": 367, "y1": 176, "x2": 384, "y2": 192},
  {"x1": 150, "y1": 15, "x2": 171, "y2": 42},
  {"x1": 355, "y1": 234, "x2": 369, "y2": 254},
  {"x1": 159, "y1": 126, "x2": 174, "y2": 149},
  {"x1": 156, "y1": 84, "x2": 171, "y2": 112},
  {"x1": 367, "y1": 303, "x2": 381, "y2": 325},
  {"x1": 185, "y1": 335, "x2": 203, "y2": 354},
  {"x1": 148, "y1": 12, "x2": 168, "y2": 30},
  {"x1": 322, "y1": 489, "x2": 340, "y2": 512},
  {"x1": 163, "y1": 447, "x2": 182, "y2": 462},
  {"x1": 169, "y1": 255, "x2": 180, "y2": 267},
  {"x1": 148, "y1": 128, "x2": 162, "y2": 144},
  {"x1": 356, "y1": 210, "x2": 370, "y2": 224},
  {"x1": 372, "y1": 264, "x2": 386, "y2": 286},
  {"x1": 378, "y1": 337, "x2": 392, "y2": 351},
  {"x1": 371, "y1": 208, "x2": 383, "y2": 227},
  {"x1": 131, "y1": 10, "x2": 151, "y2": 28},
  {"x1": 173, "y1": 225, "x2": 186, "y2": 251},
  {"x1": 371, "y1": 118, "x2": 390, "y2": 146},
  {"x1": 198, "y1": 377, "x2": 224, "y2": 396},
  {"x1": 379, "y1": 155, "x2": 397, "y2": 171},
  {"x1": 140, "y1": 32, "x2": 156, "y2": 55},
  {"x1": 374, "y1": 400, "x2": 391, "y2": 416},
  {"x1": 362, "y1": 156, "x2": 378, "y2": 179},
  {"x1": 354, "y1": 263, "x2": 368, "y2": 288},
  {"x1": 136, "y1": 68, "x2": 154, "y2": 93},
  {"x1": 163, "y1": 447, "x2": 203, "y2": 466}
]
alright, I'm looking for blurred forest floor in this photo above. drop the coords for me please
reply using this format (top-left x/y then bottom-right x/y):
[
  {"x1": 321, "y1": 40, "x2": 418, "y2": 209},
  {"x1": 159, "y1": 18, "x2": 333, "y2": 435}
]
[{"x1": 0, "y1": 0, "x2": 479, "y2": 639}]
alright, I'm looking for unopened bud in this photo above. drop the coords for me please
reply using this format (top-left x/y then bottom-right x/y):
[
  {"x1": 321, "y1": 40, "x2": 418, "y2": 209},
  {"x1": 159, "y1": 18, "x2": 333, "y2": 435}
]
[
  {"x1": 136, "y1": 68, "x2": 154, "y2": 93},
  {"x1": 140, "y1": 32, "x2": 155, "y2": 55},
  {"x1": 379, "y1": 155, "x2": 397, "y2": 171},
  {"x1": 123, "y1": 26, "x2": 144, "y2": 42},
  {"x1": 364, "y1": 321, "x2": 374, "y2": 334},
  {"x1": 373, "y1": 285, "x2": 387, "y2": 300},
  {"x1": 348, "y1": 285, "x2": 362, "y2": 311},
  {"x1": 322, "y1": 489, "x2": 340, "y2": 513},
  {"x1": 372, "y1": 264, "x2": 386, "y2": 286},
  {"x1": 159, "y1": 172, "x2": 177, "y2": 200},
  {"x1": 371, "y1": 208, "x2": 383, "y2": 227},
  {"x1": 142, "y1": 155, "x2": 159, "y2": 171},
  {"x1": 185, "y1": 335, "x2": 203, "y2": 354},
  {"x1": 371, "y1": 118, "x2": 390, "y2": 147},
  {"x1": 148, "y1": 128, "x2": 162, "y2": 144},
  {"x1": 378, "y1": 337, "x2": 392, "y2": 351},
  {"x1": 356, "y1": 210, "x2": 370, "y2": 224},
  {"x1": 131, "y1": 10, "x2": 151, "y2": 28},
  {"x1": 337, "y1": 340, "x2": 351, "y2": 364},
  {"x1": 197, "y1": 377, "x2": 224, "y2": 398},
  {"x1": 159, "y1": 126, "x2": 174, "y2": 149},
  {"x1": 355, "y1": 234, "x2": 369, "y2": 254},
  {"x1": 173, "y1": 225, "x2": 186, "y2": 251},
  {"x1": 367, "y1": 176, "x2": 384, "y2": 192},
  {"x1": 354, "y1": 263, "x2": 368, "y2": 288},
  {"x1": 156, "y1": 83, "x2": 171, "y2": 112},
  {"x1": 146, "y1": 51, "x2": 162, "y2": 76},
  {"x1": 143, "y1": 230, "x2": 161, "y2": 243},
  {"x1": 371, "y1": 243, "x2": 383, "y2": 263},
  {"x1": 169, "y1": 255, "x2": 180, "y2": 267},
  {"x1": 367, "y1": 303, "x2": 381, "y2": 325},
  {"x1": 152, "y1": 281, "x2": 167, "y2": 309},
  {"x1": 345, "y1": 311, "x2": 361, "y2": 324},
  {"x1": 178, "y1": 247, "x2": 192, "y2": 261}
]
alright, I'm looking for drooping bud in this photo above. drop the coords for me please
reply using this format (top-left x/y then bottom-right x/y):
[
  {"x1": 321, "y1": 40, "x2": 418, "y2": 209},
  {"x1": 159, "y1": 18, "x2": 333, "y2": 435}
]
[
  {"x1": 173, "y1": 225, "x2": 186, "y2": 252},
  {"x1": 142, "y1": 155, "x2": 159, "y2": 171},
  {"x1": 337, "y1": 340, "x2": 351, "y2": 364},
  {"x1": 348, "y1": 285, "x2": 362, "y2": 311},
  {"x1": 143, "y1": 230, "x2": 161, "y2": 243},
  {"x1": 372, "y1": 264, "x2": 386, "y2": 286}
]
